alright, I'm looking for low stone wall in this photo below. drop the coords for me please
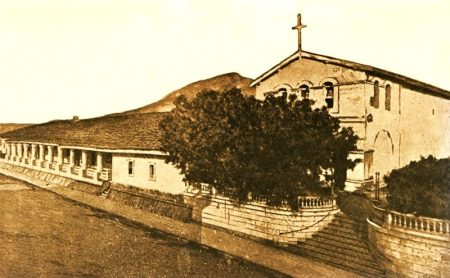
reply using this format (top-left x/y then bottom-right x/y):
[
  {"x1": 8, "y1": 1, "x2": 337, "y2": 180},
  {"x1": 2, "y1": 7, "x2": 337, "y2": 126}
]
[
  {"x1": 67, "y1": 180, "x2": 103, "y2": 195},
  {"x1": 108, "y1": 188, "x2": 193, "y2": 222},
  {"x1": 0, "y1": 162, "x2": 72, "y2": 186},
  {"x1": 0, "y1": 161, "x2": 193, "y2": 221},
  {"x1": 368, "y1": 205, "x2": 450, "y2": 277},
  {"x1": 184, "y1": 186, "x2": 339, "y2": 244}
]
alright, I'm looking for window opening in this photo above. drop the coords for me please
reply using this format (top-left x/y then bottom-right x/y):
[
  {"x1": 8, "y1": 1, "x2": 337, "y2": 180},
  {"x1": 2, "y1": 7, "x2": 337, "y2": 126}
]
[
  {"x1": 371, "y1": 81, "x2": 380, "y2": 108},
  {"x1": 324, "y1": 82, "x2": 334, "y2": 108},
  {"x1": 128, "y1": 161, "x2": 134, "y2": 175},
  {"x1": 385, "y1": 85, "x2": 391, "y2": 111},
  {"x1": 300, "y1": 84, "x2": 310, "y2": 98},
  {"x1": 149, "y1": 164, "x2": 155, "y2": 180}
]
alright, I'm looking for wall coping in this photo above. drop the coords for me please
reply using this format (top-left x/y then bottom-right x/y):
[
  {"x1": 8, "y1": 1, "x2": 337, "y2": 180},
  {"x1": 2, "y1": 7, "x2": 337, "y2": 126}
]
[
  {"x1": 370, "y1": 204, "x2": 450, "y2": 240},
  {"x1": 185, "y1": 184, "x2": 337, "y2": 212}
]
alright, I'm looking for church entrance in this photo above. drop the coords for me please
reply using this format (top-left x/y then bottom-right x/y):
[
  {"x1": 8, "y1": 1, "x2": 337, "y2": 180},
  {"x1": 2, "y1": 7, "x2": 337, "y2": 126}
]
[{"x1": 372, "y1": 130, "x2": 395, "y2": 184}]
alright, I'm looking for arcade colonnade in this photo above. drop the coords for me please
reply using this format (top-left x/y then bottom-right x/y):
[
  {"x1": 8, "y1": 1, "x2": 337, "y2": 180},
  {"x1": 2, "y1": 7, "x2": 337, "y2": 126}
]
[{"x1": 2, "y1": 142, "x2": 112, "y2": 185}]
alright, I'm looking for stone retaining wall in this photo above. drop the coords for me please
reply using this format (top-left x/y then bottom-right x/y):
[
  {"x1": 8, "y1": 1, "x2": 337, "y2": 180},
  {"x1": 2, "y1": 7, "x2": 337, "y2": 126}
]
[
  {"x1": 0, "y1": 162, "x2": 73, "y2": 187},
  {"x1": 368, "y1": 206, "x2": 450, "y2": 277},
  {"x1": 108, "y1": 188, "x2": 193, "y2": 222},
  {"x1": 184, "y1": 187, "x2": 340, "y2": 244},
  {"x1": 0, "y1": 162, "x2": 193, "y2": 222}
]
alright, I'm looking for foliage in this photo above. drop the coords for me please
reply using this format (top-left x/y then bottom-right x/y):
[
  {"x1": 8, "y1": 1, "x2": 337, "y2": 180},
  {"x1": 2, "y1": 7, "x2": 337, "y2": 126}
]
[
  {"x1": 160, "y1": 88, "x2": 358, "y2": 209},
  {"x1": 385, "y1": 156, "x2": 450, "y2": 220}
]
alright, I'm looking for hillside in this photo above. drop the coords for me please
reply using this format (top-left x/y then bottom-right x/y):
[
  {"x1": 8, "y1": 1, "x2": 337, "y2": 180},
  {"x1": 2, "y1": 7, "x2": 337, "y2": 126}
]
[
  {"x1": 0, "y1": 123, "x2": 33, "y2": 135},
  {"x1": 121, "y1": 72, "x2": 255, "y2": 114}
]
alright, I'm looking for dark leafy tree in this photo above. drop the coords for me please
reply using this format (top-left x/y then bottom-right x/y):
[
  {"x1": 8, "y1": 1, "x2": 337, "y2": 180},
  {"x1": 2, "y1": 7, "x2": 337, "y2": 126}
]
[
  {"x1": 160, "y1": 88, "x2": 358, "y2": 209},
  {"x1": 385, "y1": 156, "x2": 450, "y2": 219}
]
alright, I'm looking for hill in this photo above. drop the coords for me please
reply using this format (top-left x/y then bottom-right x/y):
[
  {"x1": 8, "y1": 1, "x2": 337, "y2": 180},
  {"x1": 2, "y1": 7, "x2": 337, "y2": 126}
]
[
  {"x1": 0, "y1": 123, "x2": 33, "y2": 135},
  {"x1": 121, "y1": 72, "x2": 255, "y2": 114}
]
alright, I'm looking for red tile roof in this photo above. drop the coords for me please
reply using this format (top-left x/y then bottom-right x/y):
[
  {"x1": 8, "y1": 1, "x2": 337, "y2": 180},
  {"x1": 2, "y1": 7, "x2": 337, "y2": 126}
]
[{"x1": 1, "y1": 113, "x2": 166, "y2": 151}]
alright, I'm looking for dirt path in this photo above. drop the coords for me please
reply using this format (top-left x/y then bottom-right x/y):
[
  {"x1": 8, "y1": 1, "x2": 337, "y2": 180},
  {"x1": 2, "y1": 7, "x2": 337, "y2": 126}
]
[{"x1": 0, "y1": 174, "x2": 285, "y2": 277}]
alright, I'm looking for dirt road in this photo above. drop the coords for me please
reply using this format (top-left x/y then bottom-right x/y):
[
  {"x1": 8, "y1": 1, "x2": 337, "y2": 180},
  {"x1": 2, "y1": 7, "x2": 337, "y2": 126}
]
[{"x1": 0, "y1": 174, "x2": 285, "y2": 277}]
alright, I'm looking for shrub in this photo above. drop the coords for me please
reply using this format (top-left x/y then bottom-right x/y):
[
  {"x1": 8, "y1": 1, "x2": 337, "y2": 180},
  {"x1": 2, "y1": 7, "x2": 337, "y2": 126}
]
[
  {"x1": 385, "y1": 155, "x2": 450, "y2": 220},
  {"x1": 160, "y1": 88, "x2": 358, "y2": 209}
]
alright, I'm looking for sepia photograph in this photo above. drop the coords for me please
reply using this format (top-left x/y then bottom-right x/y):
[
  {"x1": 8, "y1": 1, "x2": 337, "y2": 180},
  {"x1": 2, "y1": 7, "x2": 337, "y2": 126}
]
[{"x1": 0, "y1": 1, "x2": 449, "y2": 277}]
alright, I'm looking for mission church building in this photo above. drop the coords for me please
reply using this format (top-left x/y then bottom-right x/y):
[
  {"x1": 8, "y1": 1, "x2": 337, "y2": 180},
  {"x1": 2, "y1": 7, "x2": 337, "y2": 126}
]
[{"x1": 251, "y1": 14, "x2": 450, "y2": 190}]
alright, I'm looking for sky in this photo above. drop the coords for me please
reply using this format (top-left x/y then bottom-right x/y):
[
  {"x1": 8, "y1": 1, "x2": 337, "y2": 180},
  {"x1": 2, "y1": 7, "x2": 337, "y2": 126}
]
[{"x1": 1, "y1": 0, "x2": 449, "y2": 123}]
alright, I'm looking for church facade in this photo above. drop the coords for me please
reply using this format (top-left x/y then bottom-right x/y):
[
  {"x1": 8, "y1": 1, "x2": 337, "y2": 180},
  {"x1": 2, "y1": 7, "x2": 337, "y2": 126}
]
[
  {"x1": 249, "y1": 14, "x2": 450, "y2": 191},
  {"x1": 250, "y1": 50, "x2": 450, "y2": 190}
]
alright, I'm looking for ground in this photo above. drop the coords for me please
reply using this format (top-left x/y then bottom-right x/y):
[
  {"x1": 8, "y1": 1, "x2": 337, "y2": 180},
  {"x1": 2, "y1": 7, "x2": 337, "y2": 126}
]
[{"x1": 0, "y1": 174, "x2": 285, "y2": 277}]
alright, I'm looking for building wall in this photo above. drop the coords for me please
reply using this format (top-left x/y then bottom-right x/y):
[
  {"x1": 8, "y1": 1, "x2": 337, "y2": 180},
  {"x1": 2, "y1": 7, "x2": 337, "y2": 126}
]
[
  {"x1": 112, "y1": 153, "x2": 186, "y2": 194},
  {"x1": 398, "y1": 87, "x2": 450, "y2": 165},
  {"x1": 254, "y1": 57, "x2": 367, "y2": 118},
  {"x1": 255, "y1": 58, "x2": 450, "y2": 186},
  {"x1": 363, "y1": 76, "x2": 450, "y2": 179}
]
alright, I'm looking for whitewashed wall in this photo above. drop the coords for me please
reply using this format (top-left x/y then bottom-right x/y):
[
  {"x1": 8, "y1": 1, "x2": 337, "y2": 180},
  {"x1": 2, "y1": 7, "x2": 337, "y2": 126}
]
[
  {"x1": 369, "y1": 206, "x2": 450, "y2": 277},
  {"x1": 184, "y1": 187, "x2": 339, "y2": 244},
  {"x1": 112, "y1": 153, "x2": 186, "y2": 194}
]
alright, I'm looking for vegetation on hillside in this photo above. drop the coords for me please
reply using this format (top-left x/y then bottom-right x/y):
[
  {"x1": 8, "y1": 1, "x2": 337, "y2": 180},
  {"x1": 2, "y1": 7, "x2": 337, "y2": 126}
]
[
  {"x1": 385, "y1": 156, "x2": 450, "y2": 220},
  {"x1": 160, "y1": 88, "x2": 358, "y2": 209}
]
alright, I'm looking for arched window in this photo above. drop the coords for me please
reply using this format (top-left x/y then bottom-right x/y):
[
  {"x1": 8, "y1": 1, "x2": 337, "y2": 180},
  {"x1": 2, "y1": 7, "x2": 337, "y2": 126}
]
[
  {"x1": 371, "y1": 81, "x2": 380, "y2": 108},
  {"x1": 300, "y1": 84, "x2": 310, "y2": 98},
  {"x1": 265, "y1": 87, "x2": 288, "y2": 97},
  {"x1": 277, "y1": 88, "x2": 287, "y2": 95},
  {"x1": 385, "y1": 84, "x2": 391, "y2": 111},
  {"x1": 324, "y1": 82, "x2": 334, "y2": 108}
]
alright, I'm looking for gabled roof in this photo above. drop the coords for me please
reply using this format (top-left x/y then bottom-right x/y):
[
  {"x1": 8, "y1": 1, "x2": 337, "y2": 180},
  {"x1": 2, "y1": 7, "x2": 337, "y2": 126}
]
[
  {"x1": 250, "y1": 50, "x2": 450, "y2": 99},
  {"x1": 1, "y1": 112, "x2": 167, "y2": 151}
]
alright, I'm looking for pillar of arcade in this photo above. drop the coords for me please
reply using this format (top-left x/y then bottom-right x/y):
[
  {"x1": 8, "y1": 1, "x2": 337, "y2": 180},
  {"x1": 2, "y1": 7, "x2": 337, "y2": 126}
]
[
  {"x1": 17, "y1": 143, "x2": 23, "y2": 163},
  {"x1": 38, "y1": 145, "x2": 45, "y2": 168},
  {"x1": 23, "y1": 144, "x2": 29, "y2": 164},
  {"x1": 57, "y1": 147, "x2": 63, "y2": 171},
  {"x1": 79, "y1": 150, "x2": 87, "y2": 177},
  {"x1": 68, "y1": 149, "x2": 75, "y2": 175},
  {"x1": 11, "y1": 143, "x2": 17, "y2": 161},
  {"x1": 95, "y1": 152, "x2": 103, "y2": 181},
  {"x1": 46, "y1": 145, "x2": 53, "y2": 169},
  {"x1": 69, "y1": 149, "x2": 75, "y2": 167},
  {"x1": 31, "y1": 144, "x2": 37, "y2": 166},
  {"x1": 5, "y1": 143, "x2": 11, "y2": 160}
]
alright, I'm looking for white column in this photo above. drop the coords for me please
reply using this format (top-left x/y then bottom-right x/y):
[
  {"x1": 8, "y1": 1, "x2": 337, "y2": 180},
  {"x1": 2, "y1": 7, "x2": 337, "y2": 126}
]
[
  {"x1": 47, "y1": 146, "x2": 53, "y2": 164},
  {"x1": 96, "y1": 153, "x2": 103, "y2": 171},
  {"x1": 79, "y1": 150, "x2": 87, "y2": 177},
  {"x1": 39, "y1": 145, "x2": 44, "y2": 160},
  {"x1": 31, "y1": 144, "x2": 36, "y2": 161},
  {"x1": 11, "y1": 143, "x2": 16, "y2": 160},
  {"x1": 38, "y1": 145, "x2": 44, "y2": 168},
  {"x1": 23, "y1": 144, "x2": 29, "y2": 165},
  {"x1": 23, "y1": 144, "x2": 29, "y2": 158},
  {"x1": 95, "y1": 152, "x2": 103, "y2": 181},
  {"x1": 5, "y1": 143, "x2": 11, "y2": 160},
  {"x1": 81, "y1": 150, "x2": 87, "y2": 168},
  {"x1": 17, "y1": 143, "x2": 23, "y2": 161},
  {"x1": 57, "y1": 147, "x2": 63, "y2": 165},
  {"x1": 69, "y1": 149, "x2": 75, "y2": 167},
  {"x1": 12, "y1": 143, "x2": 15, "y2": 160}
]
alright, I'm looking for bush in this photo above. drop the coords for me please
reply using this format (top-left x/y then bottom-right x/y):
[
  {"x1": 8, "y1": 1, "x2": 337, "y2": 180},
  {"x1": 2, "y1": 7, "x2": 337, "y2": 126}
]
[
  {"x1": 160, "y1": 88, "x2": 358, "y2": 209},
  {"x1": 385, "y1": 156, "x2": 450, "y2": 220}
]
